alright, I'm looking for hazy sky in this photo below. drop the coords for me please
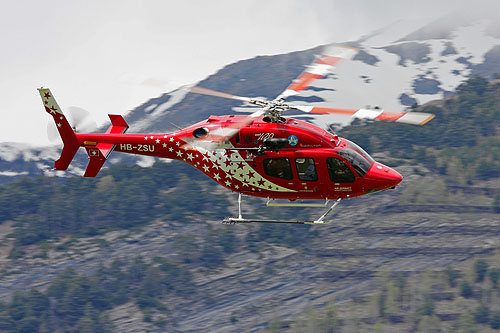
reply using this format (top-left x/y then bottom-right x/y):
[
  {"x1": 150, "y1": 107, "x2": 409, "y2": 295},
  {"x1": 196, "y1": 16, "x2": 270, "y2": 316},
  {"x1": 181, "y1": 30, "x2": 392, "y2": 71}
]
[{"x1": 0, "y1": 0, "x2": 473, "y2": 145}]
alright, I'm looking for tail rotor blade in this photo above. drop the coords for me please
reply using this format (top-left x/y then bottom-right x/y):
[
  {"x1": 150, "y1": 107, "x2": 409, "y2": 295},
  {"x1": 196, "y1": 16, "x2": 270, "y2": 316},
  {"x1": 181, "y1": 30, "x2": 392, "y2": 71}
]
[
  {"x1": 66, "y1": 106, "x2": 98, "y2": 133},
  {"x1": 47, "y1": 121, "x2": 60, "y2": 142}
]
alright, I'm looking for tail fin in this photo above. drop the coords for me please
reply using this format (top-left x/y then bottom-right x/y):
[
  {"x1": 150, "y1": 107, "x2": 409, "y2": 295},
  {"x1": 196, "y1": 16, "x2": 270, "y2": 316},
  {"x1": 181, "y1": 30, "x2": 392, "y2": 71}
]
[{"x1": 38, "y1": 87, "x2": 79, "y2": 170}]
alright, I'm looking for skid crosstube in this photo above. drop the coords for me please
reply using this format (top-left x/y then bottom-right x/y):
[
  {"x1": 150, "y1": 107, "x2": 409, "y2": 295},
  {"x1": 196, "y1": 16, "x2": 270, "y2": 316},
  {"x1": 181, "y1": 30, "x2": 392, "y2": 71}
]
[{"x1": 222, "y1": 217, "x2": 333, "y2": 225}]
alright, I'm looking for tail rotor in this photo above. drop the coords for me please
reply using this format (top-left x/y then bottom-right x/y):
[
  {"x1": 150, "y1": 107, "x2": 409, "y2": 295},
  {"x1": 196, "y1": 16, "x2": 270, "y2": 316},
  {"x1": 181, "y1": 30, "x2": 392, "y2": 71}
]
[{"x1": 47, "y1": 106, "x2": 97, "y2": 142}]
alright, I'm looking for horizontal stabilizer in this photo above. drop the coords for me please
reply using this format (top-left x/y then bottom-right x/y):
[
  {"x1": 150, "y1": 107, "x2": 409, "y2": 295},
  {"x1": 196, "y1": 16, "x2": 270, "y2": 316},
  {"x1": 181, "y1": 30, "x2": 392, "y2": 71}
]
[
  {"x1": 83, "y1": 114, "x2": 129, "y2": 177},
  {"x1": 84, "y1": 147, "x2": 106, "y2": 177}
]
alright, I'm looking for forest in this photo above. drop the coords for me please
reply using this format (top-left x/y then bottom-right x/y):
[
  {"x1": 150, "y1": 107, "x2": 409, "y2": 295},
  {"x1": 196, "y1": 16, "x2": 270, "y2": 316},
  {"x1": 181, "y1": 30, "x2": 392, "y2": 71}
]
[{"x1": 0, "y1": 76, "x2": 499, "y2": 331}]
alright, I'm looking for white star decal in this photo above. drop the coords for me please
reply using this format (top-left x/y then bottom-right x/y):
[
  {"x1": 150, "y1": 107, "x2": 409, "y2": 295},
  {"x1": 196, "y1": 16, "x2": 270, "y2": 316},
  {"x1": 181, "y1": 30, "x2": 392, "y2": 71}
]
[
  {"x1": 169, "y1": 137, "x2": 174, "y2": 142},
  {"x1": 144, "y1": 136, "x2": 148, "y2": 140},
  {"x1": 186, "y1": 153, "x2": 194, "y2": 161},
  {"x1": 214, "y1": 173, "x2": 221, "y2": 180},
  {"x1": 169, "y1": 147, "x2": 173, "y2": 152},
  {"x1": 57, "y1": 123, "x2": 61, "y2": 128},
  {"x1": 235, "y1": 185, "x2": 239, "y2": 189},
  {"x1": 155, "y1": 139, "x2": 160, "y2": 144},
  {"x1": 176, "y1": 141, "x2": 180, "y2": 147},
  {"x1": 162, "y1": 143, "x2": 167, "y2": 148},
  {"x1": 163, "y1": 135, "x2": 168, "y2": 138},
  {"x1": 176, "y1": 151, "x2": 183, "y2": 157},
  {"x1": 202, "y1": 154, "x2": 209, "y2": 162},
  {"x1": 150, "y1": 136, "x2": 154, "y2": 139},
  {"x1": 225, "y1": 180, "x2": 231, "y2": 187},
  {"x1": 203, "y1": 165, "x2": 209, "y2": 172}
]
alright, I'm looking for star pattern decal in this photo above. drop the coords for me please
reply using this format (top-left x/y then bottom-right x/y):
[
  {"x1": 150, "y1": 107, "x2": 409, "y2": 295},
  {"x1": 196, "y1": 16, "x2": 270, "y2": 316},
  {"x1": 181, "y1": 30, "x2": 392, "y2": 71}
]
[
  {"x1": 111, "y1": 130, "x2": 296, "y2": 194},
  {"x1": 39, "y1": 89, "x2": 64, "y2": 116},
  {"x1": 185, "y1": 148, "x2": 295, "y2": 193}
]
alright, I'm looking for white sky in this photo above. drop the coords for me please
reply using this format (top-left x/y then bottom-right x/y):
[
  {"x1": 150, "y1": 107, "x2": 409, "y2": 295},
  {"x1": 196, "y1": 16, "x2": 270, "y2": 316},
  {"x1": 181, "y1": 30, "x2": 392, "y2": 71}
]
[{"x1": 0, "y1": 0, "x2": 472, "y2": 145}]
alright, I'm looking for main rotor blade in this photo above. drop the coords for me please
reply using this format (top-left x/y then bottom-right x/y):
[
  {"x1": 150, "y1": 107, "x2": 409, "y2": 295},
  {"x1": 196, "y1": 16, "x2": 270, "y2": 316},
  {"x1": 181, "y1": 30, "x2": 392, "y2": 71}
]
[
  {"x1": 294, "y1": 106, "x2": 435, "y2": 125},
  {"x1": 190, "y1": 86, "x2": 258, "y2": 104},
  {"x1": 182, "y1": 108, "x2": 266, "y2": 151},
  {"x1": 277, "y1": 45, "x2": 358, "y2": 100}
]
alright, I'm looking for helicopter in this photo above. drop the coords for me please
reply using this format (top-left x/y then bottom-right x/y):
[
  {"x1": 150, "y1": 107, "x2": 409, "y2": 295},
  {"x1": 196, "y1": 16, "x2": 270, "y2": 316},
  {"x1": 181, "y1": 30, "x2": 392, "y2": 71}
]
[{"x1": 39, "y1": 45, "x2": 434, "y2": 224}]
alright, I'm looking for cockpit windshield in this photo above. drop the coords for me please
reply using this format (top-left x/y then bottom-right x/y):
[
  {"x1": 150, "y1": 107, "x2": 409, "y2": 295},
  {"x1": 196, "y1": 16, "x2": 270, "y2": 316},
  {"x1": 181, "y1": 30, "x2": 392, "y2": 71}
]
[
  {"x1": 337, "y1": 140, "x2": 374, "y2": 177},
  {"x1": 346, "y1": 140, "x2": 375, "y2": 163}
]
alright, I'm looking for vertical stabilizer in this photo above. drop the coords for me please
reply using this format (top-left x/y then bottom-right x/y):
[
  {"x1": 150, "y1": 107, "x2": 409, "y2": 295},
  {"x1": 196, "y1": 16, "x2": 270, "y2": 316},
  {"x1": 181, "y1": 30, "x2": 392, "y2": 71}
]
[{"x1": 38, "y1": 88, "x2": 79, "y2": 170}]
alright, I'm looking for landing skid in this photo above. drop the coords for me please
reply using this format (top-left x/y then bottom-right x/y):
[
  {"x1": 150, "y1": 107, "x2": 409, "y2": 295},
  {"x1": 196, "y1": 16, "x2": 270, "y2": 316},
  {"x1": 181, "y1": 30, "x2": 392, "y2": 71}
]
[
  {"x1": 223, "y1": 194, "x2": 341, "y2": 225},
  {"x1": 223, "y1": 217, "x2": 331, "y2": 225}
]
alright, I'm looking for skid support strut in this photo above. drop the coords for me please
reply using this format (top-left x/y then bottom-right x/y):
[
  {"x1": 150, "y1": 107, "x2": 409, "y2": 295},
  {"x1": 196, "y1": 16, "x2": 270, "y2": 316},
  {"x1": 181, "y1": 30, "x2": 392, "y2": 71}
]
[
  {"x1": 313, "y1": 198, "x2": 342, "y2": 224},
  {"x1": 222, "y1": 195, "x2": 342, "y2": 225},
  {"x1": 237, "y1": 193, "x2": 243, "y2": 220}
]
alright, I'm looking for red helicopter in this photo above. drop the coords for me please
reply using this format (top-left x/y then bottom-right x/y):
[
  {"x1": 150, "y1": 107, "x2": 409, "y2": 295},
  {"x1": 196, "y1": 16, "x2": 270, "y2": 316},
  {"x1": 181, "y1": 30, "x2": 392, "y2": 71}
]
[{"x1": 40, "y1": 45, "x2": 434, "y2": 224}]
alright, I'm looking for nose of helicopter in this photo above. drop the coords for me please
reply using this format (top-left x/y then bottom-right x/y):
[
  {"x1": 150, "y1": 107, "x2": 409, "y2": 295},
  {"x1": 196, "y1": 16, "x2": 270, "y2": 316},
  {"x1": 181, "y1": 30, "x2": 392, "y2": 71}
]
[{"x1": 366, "y1": 163, "x2": 403, "y2": 189}]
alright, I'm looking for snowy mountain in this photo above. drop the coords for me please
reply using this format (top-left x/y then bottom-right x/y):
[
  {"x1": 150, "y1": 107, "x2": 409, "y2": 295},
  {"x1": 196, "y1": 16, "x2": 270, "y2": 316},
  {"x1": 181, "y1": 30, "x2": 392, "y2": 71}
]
[{"x1": 2, "y1": 12, "x2": 500, "y2": 183}]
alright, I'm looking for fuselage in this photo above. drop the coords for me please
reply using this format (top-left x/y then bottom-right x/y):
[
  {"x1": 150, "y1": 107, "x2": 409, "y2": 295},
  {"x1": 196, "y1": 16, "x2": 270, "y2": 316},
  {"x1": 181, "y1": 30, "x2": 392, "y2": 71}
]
[{"x1": 79, "y1": 115, "x2": 402, "y2": 200}]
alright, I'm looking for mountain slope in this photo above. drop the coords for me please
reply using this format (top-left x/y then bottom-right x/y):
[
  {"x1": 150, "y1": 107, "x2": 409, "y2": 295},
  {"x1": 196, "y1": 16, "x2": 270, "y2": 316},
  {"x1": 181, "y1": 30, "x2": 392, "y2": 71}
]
[
  {"x1": 1, "y1": 13, "x2": 499, "y2": 183},
  {"x1": 0, "y1": 75, "x2": 500, "y2": 331}
]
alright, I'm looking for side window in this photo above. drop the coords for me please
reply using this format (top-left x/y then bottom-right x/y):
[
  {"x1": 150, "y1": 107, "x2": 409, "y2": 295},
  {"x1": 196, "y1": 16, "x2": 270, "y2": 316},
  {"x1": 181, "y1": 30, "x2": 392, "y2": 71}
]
[
  {"x1": 263, "y1": 158, "x2": 293, "y2": 180},
  {"x1": 295, "y1": 158, "x2": 318, "y2": 181},
  {"x1": 327, "y1": 157, "x2": 355, "y2": 183}
]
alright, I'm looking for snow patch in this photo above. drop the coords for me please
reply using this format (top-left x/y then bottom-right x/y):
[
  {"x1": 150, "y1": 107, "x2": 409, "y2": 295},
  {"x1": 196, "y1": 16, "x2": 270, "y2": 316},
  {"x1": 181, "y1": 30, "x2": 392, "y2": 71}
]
[
  {"x1": 0, "y1": 171, "x2": 29, "y2": 177},
  {"x1": 136, "y1": 156, "x2": 155, "y2": 168},
  {"x1": 0, "y1": 143, "x2": 27, "y2": 162},
  {"x1": 144, "y1": 104, "x2": 158, "y2": 112},
  {"x1": 131, "y1": 86, "x2": 191, "y2": 132},
  {"x1": 451, "y1": 20, "x2": 500, "y2": 65}
]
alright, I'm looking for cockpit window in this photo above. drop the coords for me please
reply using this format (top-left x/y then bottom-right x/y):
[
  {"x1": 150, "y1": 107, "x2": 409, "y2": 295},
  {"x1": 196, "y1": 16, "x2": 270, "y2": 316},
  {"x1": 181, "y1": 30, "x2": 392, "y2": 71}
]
[
  {"x1": 263, "y1": 158, "x2": 293, "y2": 180},
  {"x1": 327, "y1": 157, "x2": 355, "y2": 183},
  {"x1": 346, "y1": 140, "x2": 375, "y2": 163},
  {"x1": 337, "y1": 147, "x2": 372, "y2": 177},
  {"x1": 295, "y1": 158, "x2": 318, "y2": 181}
]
